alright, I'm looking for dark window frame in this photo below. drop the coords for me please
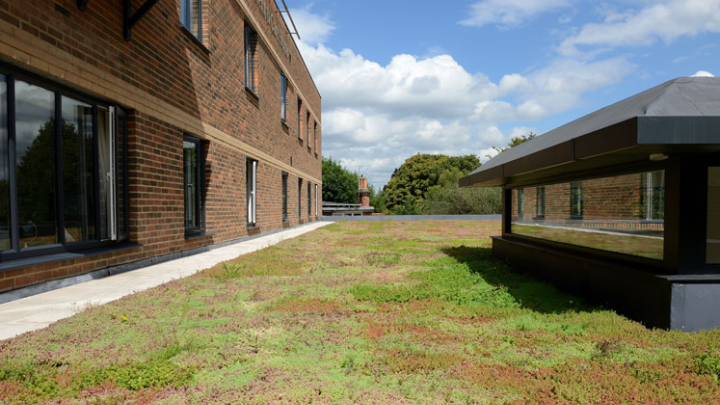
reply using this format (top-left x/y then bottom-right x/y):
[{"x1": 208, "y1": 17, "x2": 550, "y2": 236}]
[
  {"x1": 535, "y1": 186, "x2": 545, "y2": 218},
  {"x1": 180, "y1": 0, "x2": 203, "y2": 42},
  {"x1": 0, "y1": 63, "x2": 129, "y2": 263},
  {"x1": 307, "y1": 181, "x2": 312, "y2": 217},
  {"x1": 298, "y1": 178, "x2": 303, "y2": 218},
  {"x1": 282, "y1": 172, "x2": 288, "y2": 222},
  {"x1": 570, "y1": 181, "x2": 583, "y2": 218},
  {"x1": 247, "y1": 158, "x2": 258, "y2": 227},
  {"x1": 183, "y1": 135, "x2": 204, "y2": 235},
  {"x1": 244, "y1": 23, "x2": 258, "y2": 94},
  {"x1": 306, "y1": 112, "x2": 310, "y2": 149},
  {"x1": 280, "y1": 73, "x2": 287, "y2": 122},
  {"x1": 297, "y1": 98, "x2": 302, "y2": 140}
]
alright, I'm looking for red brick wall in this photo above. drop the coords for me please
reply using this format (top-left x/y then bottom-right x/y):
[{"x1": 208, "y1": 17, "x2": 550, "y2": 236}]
[
  {"x1": 512, "y1": 173, "x2": 648, "y2": 222},
  {"x1": 0, "y1": 0, "x2": 322, "y2": 292}
]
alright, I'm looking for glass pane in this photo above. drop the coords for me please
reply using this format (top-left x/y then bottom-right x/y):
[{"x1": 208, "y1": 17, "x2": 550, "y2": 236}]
[
  {"x1": 0, "y1": 76, "x2": 9, "y2": 250},
  {"x1": 308, "y1": 183, "x2": 311, "y2": 216},
  {"x1": 184, "y1": 140, "x2": 198, "y2": 229},
  {"x1": 511, "y1": 171, "x2": 665, "y2": 260},
  {"x1": 98, "y1": 107, "x2": 113, "y2": 240},
  {"x1": 282, "y1": 173, "x2": 287, "y2": 220},
  {"x1": 15, "y1": 81, "x2": 57, "y2": 248},
  {"x1": 708, "y1": 167, "x2": 720, "y2": 264},
  {"x1": 61, "y1": 96, "x2": 95, "y2": 242}
]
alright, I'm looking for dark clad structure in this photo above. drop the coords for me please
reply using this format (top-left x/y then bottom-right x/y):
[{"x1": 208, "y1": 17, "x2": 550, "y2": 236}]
[{"x1": 461, "y1": 77, "x2": 720, "y2": 331}]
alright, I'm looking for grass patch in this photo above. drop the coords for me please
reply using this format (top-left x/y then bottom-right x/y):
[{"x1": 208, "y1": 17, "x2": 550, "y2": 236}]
[{"x1": 1, "y1": 220, "x2": 719, "y2": 404}]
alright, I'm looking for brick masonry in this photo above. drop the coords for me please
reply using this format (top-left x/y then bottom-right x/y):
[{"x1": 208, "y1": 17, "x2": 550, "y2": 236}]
[{"x1": 0, "y1": 0, "x2": 321, "y2": 292}]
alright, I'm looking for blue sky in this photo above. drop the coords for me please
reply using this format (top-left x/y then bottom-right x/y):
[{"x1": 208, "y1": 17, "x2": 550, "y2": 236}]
[{"x1": 284, "y1": 0, "x2": 720, "y2": 189}]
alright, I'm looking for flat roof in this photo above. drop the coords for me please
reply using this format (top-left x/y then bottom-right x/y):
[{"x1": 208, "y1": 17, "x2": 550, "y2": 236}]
[{"x1": 461, "y1": 77, "x2": 720, "y2": 187}]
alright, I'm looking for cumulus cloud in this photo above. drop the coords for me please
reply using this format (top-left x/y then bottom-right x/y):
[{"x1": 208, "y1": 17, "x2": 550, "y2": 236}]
[
  {"x1": 558, "y1": 0, "x2": 720, "y2": 56},
  {"x1": 692, "y1": 70, "x2": 715, "y2": 77},
  {"x1": 460, "y1": 0, "x2": 573, "y2": 28},
  {"x1": 291, "y1": 7, "x2": 638, "y2": 186},
  {"x1": 287, "y1": 7, "x2": 335, "y2": 44}
]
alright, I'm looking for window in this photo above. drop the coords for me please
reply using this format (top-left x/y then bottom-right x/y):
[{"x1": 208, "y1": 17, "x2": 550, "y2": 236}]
[
  {"x1": 180, "y1": 0, "x2": 202, "y2": 41},
  {"x1": 298, "y1": 178, "x2": 303, "y2": 218},
  {"x1": 282, "y1": 172, "x2": 288, "y2": 222},
  {"x1": 536, "y1": 187, "x2": 545, "y2": 218},
  {"x1": 570, "y1": 181, "x2": 583, "y2": 218},
  {"x1": 708, "y1": 167, "x2": 720, "y2": 264},
  {"x1": 313, "y1": 121, "x2": 317, "y2": 152},
  {"x1": 306, "y1": 112, "x2": 310, "y2": 147},
  {"x1": 244, "y1": 23, "x2": 258, "y2": 93},
  {"x1": 308, "y1": 182, "x2": 312, "y2": 217},
  {"x1": 247, "y1": 159, "x2": 257, "y2": 226},
  {"x1": 280, "y1": 74, "x2": 287, "y2": 122},
  {"x1": 315, "y1": 184, "x2": 318, "y2": 216},
  {"x1": 297, "y1": 98, "x2": 302, "y2": 139},
  {"x1": 183, "y1": 136, "x2": 203, "y2": 234},
  {"x1": 645, "y1": 171, "x2": 665, "y2": 220},
  {"x1": 511, "y1": 171, "x2": 665, "y2": 260},
  {"x1": 0, "y1": 68, "x2": 127, "y2": 259},
  {"x1": 517, "y1": 188, "x2": 524, "y2": 218}
]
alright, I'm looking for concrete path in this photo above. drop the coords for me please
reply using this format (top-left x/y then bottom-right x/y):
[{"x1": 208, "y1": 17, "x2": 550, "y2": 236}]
[{"x1": 0, "y1": 221, "x2": 330, "y2": 341}]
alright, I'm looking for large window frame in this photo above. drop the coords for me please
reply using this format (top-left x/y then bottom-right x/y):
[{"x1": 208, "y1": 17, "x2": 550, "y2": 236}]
[
  {"x1": 570, "y1": 181, "x2": 583, "y2": 218},
  {"x1": 0, "y1": 64, "x2": 128, "y2": 262},
  {"x1": 183, "y1": 135, "x2": 204, "y2": 235}
]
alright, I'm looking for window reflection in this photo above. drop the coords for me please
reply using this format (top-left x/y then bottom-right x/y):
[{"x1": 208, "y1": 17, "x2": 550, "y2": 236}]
[
  {"x1": 61, "y1": 96, "x2": 94, "y2": 242},
  {"x1": 15, "y1": 81, "x2": 57, "y2": 248},
  {"x1": 0, "y1": 76, "x2": 9, "y2": 250},
  {"x1": 511, "y1": 171, "x2": 665, "y2": 260},
  {"x1": 708, "y1": 167, "x2": 720, "y2": 264}
]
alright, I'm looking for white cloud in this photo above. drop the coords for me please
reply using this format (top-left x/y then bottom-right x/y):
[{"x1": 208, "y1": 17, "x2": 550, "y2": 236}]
[
  {"x1": 692, "y1": 70, "x2": 715, "y2": 77},
  {"x1": 460, "y1": 0, "x2": 573, "y2": 28},
  {"x1": 287, "y1": 7, "x2": 335, "y2": 45},
  {"x1": 293, "y1": 8, "x2": 637, "y2": 187},
  {"x1": 559, "y1": 0, "x2": 720, "y2": 56}
]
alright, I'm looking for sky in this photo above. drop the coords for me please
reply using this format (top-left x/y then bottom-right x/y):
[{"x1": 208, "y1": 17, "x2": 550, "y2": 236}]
[{"x1": 283, "y1": 0, "x2": 720, "y2": 189}]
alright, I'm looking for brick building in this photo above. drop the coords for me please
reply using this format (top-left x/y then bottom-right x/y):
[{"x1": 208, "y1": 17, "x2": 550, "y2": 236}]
[
  {"x1": 0, "y1": 0, "x2": 321, "y2": 297},
  {"x1": 461, "y1": 77, "x2": 720, "y2": 330}
]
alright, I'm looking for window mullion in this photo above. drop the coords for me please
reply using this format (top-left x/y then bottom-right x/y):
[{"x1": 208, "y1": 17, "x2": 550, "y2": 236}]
[
  {"x1": 7, "y1": 76, "x2": 18, "y2": 253},
  {"x1": 92, "y1": 104, "x2": 101, "y2": 240}
]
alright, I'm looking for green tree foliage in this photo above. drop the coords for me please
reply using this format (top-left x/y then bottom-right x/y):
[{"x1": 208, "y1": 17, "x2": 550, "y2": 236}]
[
  {"x1": 368, "y1": 185, "x2": 387, "y2": 213},
  {"x1": 321, "y1": 157, "x2": 358, "y2": 204},
  {"x1": 383, "y1": 154, "x2": 480, "y2": 211}
]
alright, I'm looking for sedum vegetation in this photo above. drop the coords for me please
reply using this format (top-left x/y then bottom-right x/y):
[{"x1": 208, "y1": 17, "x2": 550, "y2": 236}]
[{"x1": 1, "y1": 221, "x2": 719, "y2": 404}]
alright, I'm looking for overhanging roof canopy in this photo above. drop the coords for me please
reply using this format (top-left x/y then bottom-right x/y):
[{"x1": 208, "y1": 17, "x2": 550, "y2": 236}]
[{"x1": 460, "y1": 77, "x2": 720, "y2": 187}]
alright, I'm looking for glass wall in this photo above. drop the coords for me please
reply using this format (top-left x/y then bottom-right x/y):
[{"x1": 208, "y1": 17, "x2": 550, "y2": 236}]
[
  {"x1": 16, "y1": 81, "x2": 57, "y2": 248},
  {"x1": 708, "y1": 167, "x2": 720, "y2": 264},
  {"x1": 0, "y1": 76, "x2": 8, "y2": 251},
  {"x1": 511, "y1": 170, "x2": 665, "y2": 260},
  {"x1": 0, "y1": 67, "x2": 127, "y2": 258}
]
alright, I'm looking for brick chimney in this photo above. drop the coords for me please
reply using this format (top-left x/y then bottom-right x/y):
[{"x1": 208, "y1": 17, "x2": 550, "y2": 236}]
[{"x1": 357, "y1": 175, "x2": 370, "y2": 207}]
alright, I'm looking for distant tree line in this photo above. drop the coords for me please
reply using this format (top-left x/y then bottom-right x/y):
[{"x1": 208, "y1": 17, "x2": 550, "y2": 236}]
[{"x1": 320, "y1": 133, "x2": 536, "y2": 215}]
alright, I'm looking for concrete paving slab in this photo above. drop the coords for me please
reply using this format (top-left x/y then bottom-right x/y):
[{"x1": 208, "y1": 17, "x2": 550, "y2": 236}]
[{"x1": 0, "y1": 221, "x2": 330, "y2": 341}]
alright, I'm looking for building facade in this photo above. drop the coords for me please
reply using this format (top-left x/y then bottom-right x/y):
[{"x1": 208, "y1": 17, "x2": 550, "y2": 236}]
[{"x1": 0, "y1": 0, "x2": 321, "y2": 296}]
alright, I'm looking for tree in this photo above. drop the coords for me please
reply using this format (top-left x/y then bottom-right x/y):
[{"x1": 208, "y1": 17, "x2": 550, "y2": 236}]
[
  {"x1": 368, "y1": 185, "x2": 386, "y2": 213},
  {"x1": 321, "y1": 157, "x2": 358, "y2": 204},
  {"x1": 383, "y1": 154, "x2": 481, "y2": 212}
]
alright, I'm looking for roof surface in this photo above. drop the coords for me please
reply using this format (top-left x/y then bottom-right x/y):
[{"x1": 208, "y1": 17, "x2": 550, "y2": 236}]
[{"x1": 465, "y1": 77, "x2": 720, "y2": 181}]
